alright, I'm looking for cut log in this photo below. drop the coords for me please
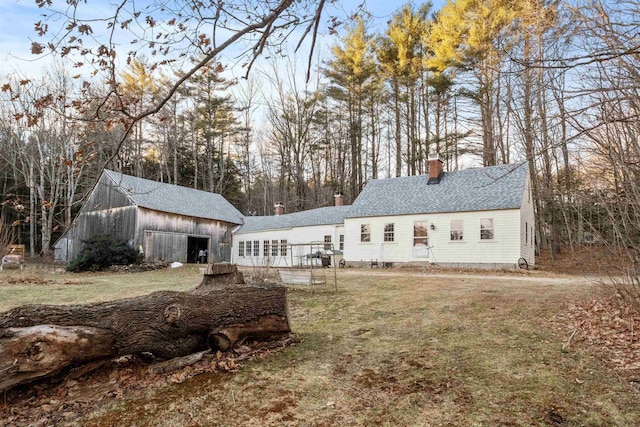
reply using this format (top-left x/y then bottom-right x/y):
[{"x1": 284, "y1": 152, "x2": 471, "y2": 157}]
[{"x1": 0, "y1": 268, "x2": 290, "y2": 392}]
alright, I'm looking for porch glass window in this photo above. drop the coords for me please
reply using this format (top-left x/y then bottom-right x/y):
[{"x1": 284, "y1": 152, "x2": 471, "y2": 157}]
[{"x1": 238, "y1": 241, "x2": 244, "y2": 257}]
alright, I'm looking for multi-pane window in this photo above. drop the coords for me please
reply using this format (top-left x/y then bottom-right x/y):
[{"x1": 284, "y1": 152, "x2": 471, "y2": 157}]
[
  {"x1": 480, "y1": 218, "x2": 494, "y2": 240},
  {"x1": 281, "y1": 240, "x2": 288, "y2": 256},
  {"x1": 361, "y1": 224, "x2": 370, "y2": 242},
  {"x1": 271, "y1": 240, "x2": 279, "y2": 256},
  {"x1": 253, "y1": 241, "x2": 259, "y2": 256},
  {"x1": 246, "y1": 240, "x2": 252, "y2": 256},
  {"x1": 413, "y1": 221, "x2": 429, "y2": 248},
  {"x1": 450, "y1": 220, "x2": 463, "y2": 241},
  {"x1": 263, "y1": 240, "x2": 270, "y2": 257},
  {"x1": 324, "y1": 235, "x2": 332, "y2": 250},
  {"x1": 238, "y1": 241, "x2": 245, "y2": 257},
  {"x1": 339, "y1": 235, "x2": 344, "y2": 251},
  {"x1": 384, "y1": 223, "x2": 395, "y2": 242}
]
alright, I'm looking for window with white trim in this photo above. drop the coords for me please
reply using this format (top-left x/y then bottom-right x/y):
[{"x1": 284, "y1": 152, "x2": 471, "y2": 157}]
[
  {"x1": 271, "y1": 240, "x2": 279, "y2": 256},
  {"x1": 525, "y1": 222, "x2": 528, "y2": 244},
  {"x1": 361, "y1": 224, "x2": 370, "y2": 242},
  {"x1": 384, "y1": 223, "x2": 395, "y2": 242},
  {"x1": 238, "y1": 241, "x2": 245, "y2": 257},
  {"x1": 246, "y1": 240, "x2": 252, "y2": 256},
  {"x1": 412, "y1": 221, "x2": 429, "y2": 258},
  {"x1": 480, "y1": 218, "x2": 494, "y2": 240},
  {"x1": 253, "y1": 241, "x2": 259, "y2": 256},
  {"x1": 450, "y1": 219, "x2": 463, "y2": 241},
  {"x1": 263, "y1": 240, "x2": 270, "y2": 257},
  {"x1": 324, "y1": 235, "x2": 332, "y2": 250},
  {"x1": 281, "y1": 240, "x2": 288, "y2": 256},
  {"x1": 339, "y1": 235, "x2": 344, "y2": 251}
]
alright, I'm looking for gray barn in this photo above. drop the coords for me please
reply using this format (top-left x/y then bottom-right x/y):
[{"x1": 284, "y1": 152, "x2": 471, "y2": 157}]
[{"x1": 54, "y1": 170, "x2": 243, "y2": 264}]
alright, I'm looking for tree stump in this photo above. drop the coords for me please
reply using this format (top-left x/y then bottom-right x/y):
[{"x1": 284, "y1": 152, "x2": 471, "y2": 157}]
[{"x1": 0, "y1": 264, "x2": 289, "y2": 392}]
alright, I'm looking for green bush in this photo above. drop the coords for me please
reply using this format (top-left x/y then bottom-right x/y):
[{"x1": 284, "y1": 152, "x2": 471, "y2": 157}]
[{"x1": 67, "y1": 234, "x2": 138, "y2": 272}]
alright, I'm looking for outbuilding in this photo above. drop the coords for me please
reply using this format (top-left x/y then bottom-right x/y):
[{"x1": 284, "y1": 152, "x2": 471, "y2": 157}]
[{"x1": 54, "y1": 170, "x2": 243, "y2": 264}]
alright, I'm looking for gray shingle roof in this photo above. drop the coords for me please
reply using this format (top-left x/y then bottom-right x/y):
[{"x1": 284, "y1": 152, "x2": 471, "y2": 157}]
[
  {"x1": 236, "y1": 206, "x2": 351, "y2": 234},
  {"x1": 347, "y1": 162, "x2": 528, "y2": 218},
  {"x1": 103, "y1": 170, "x2": 244, "y2": 224}
]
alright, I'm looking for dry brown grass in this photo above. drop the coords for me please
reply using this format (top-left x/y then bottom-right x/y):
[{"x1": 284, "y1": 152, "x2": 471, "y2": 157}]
[{"x1": 34, "y1": 269, "x2": 636, "y2": 427}]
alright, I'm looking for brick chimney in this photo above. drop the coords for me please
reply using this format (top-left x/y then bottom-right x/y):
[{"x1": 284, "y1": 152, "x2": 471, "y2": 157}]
[
  {"x1": 427, "y1": 153, "x2": 444, "y2": 184},
  {"x1": 274, "y1": 202, "x2": 285, "y2": 216},
  {"x1": 334, "y1": 192, "x2": 344, "y2": 207}
]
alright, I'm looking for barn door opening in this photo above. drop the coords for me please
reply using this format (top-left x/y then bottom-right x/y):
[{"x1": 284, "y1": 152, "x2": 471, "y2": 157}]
[{"x1": 187, "y1": 237, "x2": 209, "y2": 264}]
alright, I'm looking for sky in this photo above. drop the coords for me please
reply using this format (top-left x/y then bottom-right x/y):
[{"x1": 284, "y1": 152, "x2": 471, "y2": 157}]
[{"x1": 0, "y1": 0, "x2": 447, "y2": 78}]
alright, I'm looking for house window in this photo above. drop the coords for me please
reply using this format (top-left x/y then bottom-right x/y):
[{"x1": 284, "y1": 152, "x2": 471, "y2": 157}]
[
  {"x1": 384, "y1": 223, "x2": 394, "y2": 242},
  {"x1": 450, "y1": 220, "x2": 463, "y2": 241},
  {"x1": 480, "y1": 218, "x2": 494, "y2": 240},
  {"x1": 253, "y1": 241, "x2": 259, "y2": 256},
  {"x1": 271, "y1": 240, "x2": 279, "y2": 256},
  {"x1": 238, "y1": 241, "x2": 245, "y2": 257},
  {"x1": 324, "y1": 235, "x2": 332, "y2": 250},
  {"x1": 246, "y1": 240, "x2": 252, "y2": 256},
  {"x1": 413, "y1": 221, "x2": 429, "y2": 258},
  {"x1": 339, "y1": 235, "x2": 344, "y2": 251},
  {"x1": 281, "y1": 240, "x2": 288, "y2": 256},
  {"x1": 361, "y1": 224, "x2": 370, "y2": 242},
  {"x1": 263, "y1": 240, "x2": 270, "y2": 257},
  {"x1": 525, "y1": 222, "x2": 528, "y2": 244}
]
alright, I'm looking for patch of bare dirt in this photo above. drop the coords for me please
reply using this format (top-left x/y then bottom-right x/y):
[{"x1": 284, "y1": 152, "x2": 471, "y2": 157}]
[
  {"x1": 104, "y1": 261, "x2": 170, "y2": 273},
  {"x1": 0, "y1": 276, "x2": 57, "y2": 286},
  {"x1": 0, "y1": 277, "x2": 88, "y2": 286},
  {"x1": 0, "y1": 336, "x2": 298, "y2": 427}
]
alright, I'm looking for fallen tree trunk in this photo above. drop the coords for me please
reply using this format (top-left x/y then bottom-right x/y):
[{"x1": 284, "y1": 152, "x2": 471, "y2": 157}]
[{"x1": 0, "y1": 266, "x2": 289, "y2": 392}]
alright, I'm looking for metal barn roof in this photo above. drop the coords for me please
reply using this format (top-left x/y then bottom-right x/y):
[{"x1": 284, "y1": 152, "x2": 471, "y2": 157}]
[{"x1": 103, "y1": 170, "x2": 244, "y2": 224}]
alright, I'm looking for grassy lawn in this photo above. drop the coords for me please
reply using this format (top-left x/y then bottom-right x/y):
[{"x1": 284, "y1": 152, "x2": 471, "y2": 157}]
[
  {"x1": 0, "y1": 264, "x2": 201, "y2": 312},
  {"x1": 2, "y1": 267, "x2": 638, "y2": 426}
]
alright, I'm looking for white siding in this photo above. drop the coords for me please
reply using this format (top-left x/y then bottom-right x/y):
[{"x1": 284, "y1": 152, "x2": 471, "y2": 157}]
[
  {"x1": 520, "y1": 174, "x2": 536, "y2": 267},
  {"x1": 232, "y1": 224, "x2": 344, "y2": 268},
  {"x1": 344, "y1": 209, "x2": 523, "y2": 267}
]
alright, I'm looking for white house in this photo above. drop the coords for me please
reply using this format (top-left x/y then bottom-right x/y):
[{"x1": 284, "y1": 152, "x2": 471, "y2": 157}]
[
  {"x1": 231, "y1": 155, "x2": 534, "y2": 270},
  {"x1": 343, "y1": 156, "x2": 534, "y2": 269},
  {"x1": 232, "y1": 198, "x2": 350, "y2": 268}
]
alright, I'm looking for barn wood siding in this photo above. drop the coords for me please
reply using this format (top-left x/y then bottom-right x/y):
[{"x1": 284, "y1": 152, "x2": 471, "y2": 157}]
[
  {"x1": 66, "y1": 205, "x2": 137, "y2": 262},
  {"x1": 81, "y1": 173, "x2": 135, "y2": 213},
  {"x1": 144, "y1": 231, "x2": 188, "y2": 262},
  {"x1": 137, "y1": 208, "x2": 233, "y2": 263}
]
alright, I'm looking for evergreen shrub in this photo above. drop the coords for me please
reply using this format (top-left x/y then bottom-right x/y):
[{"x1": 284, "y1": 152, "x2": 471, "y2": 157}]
[{"x1": 67, "y1": 234, "x2": 138, "y2": 272}]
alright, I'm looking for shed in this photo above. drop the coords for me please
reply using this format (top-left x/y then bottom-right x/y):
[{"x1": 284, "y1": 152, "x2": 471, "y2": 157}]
[{"x1": 54, "y1": 170, "x2": 243, "y2": 264}]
